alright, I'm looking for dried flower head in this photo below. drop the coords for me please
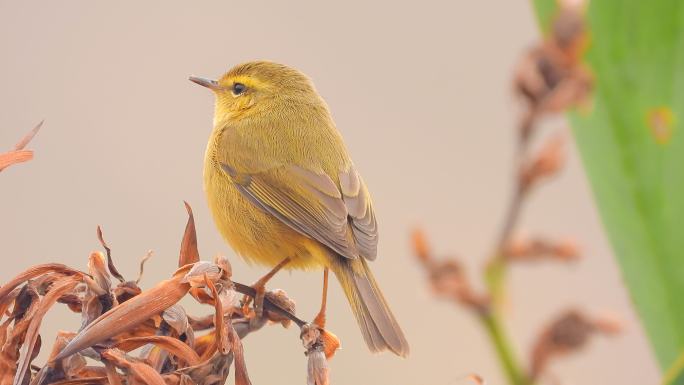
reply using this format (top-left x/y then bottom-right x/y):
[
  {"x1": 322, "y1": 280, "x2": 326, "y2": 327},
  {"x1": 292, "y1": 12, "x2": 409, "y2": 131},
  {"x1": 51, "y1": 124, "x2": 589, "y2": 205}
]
[{"x1": 530, "y1": 310, "x2": 622, "y2": 380}]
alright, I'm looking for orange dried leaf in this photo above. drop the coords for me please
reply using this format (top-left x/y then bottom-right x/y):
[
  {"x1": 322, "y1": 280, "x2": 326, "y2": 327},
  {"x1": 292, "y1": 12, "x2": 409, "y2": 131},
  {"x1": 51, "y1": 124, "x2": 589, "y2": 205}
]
[
  {"x1": 102, "y1": 349, "x2": 166, "y2": 385},
  {"x1": 96, "y1": 226, "x2": 125, "y2": 283},
  {"x1": 12, "y1": 121, "x2": 43, "y2": 151},
  {"x1": 104, "y1": 361, "x2": 123, "y2": 385},
  {"x1": 206, "y1": 277, "x2": 229, "y2": 356},
  {"x1": 320, "y1": 329, "x2": 340, "y2": 359},
  {"x1": 14, "y1": 276, "x2": 81, "y2": 385},
  {"x1": 113, "y1": 335, "x2": 200, "y2": 367},
  {"x1": 0, "y1": 264, "x2": 81, "y2": 308},
  {"x1": 54, "y1": 265, "x2": 193, "y2": 361},
  {"x1": 179, "y1": 201, "x2": 200, "y2": 268},
  {"x1": 0, "y1": 150, "x2": 33, "y2": 171},
  {"x1": 227, "y1": 320, "x2": 251, "y2": 385},
  {"x1": 47, "y1": 377, "x2": 108, "y2": 385}
]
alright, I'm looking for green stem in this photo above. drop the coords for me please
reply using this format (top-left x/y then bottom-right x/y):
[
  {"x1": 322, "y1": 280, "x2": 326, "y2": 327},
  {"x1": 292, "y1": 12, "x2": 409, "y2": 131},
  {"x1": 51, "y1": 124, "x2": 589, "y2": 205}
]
[{"x1": 480, "y1": 310, "x2": 532, "y2": 385}]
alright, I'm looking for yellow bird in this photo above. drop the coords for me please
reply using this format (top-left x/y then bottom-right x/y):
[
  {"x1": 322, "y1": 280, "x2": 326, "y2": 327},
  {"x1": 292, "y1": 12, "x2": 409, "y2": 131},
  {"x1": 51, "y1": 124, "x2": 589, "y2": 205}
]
[{"x1": 190, "y1": 61, "x2": 409, "y2": 357}]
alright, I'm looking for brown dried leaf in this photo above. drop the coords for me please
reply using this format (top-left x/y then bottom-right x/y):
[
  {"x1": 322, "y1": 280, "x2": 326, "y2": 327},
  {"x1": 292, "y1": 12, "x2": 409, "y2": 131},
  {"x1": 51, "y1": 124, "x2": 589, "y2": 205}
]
[
  {"x1": 14, "y1": 276, "x2": 81, "y2": 385},
  {"x1": 104, "y1": 361, "x2": 123, "y2": 385},
  {"x1": 87, "y1": 252, "x2": 112, "y2": 293},
  {"x1": 1, "y1": 286, "x2": 40, "y2": 384},
  {"x1": 47, "y1": 377, "x2": 108, "y2": 385},
  {"x1": 0, "y1": 121, "x2": 43, "y2": 173},
  {"x1": 96, "y1": 226, "x2": 125, "y2": 283},
  {"x1": 193, "y1": 333, "x2": 215, "y2": 359},
  {"x1": 102, "y1": 349, "x2": 166, "y2": 385},
  {"x1": 179, "y1": 202, "x2": 200, "y2": 268},
  {"x1": 187, "y1": 314, "x2": 214, "y2": 331},
  {"x1": 0, "y1": 264, "x2": 81, "y2": 305},
  {"x1": 113, "y1": 335, "x2": 200, "y2": 367},
  {"x1": 226, "y1": 320, "x2": 251, "y2": 385},
  {"x1": 206, "y1": 277, "x2": 228, "y2": 356},
  {"x1": 135, "y1": 250, "x2": 154, "y2": 285},
  {"x1": 54, "y1": 265, "x2": 193, "y2": 361},
  {"x1": 0, "y1": 150, "x2": 33, "y2": 172}
]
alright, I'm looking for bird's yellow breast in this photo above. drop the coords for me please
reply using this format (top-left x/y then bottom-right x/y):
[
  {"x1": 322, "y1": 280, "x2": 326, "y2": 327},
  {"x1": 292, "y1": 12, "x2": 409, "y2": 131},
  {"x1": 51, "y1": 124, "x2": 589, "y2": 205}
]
[{"x1": 203, "y1": 128, "x2": 327, "y2": 271}]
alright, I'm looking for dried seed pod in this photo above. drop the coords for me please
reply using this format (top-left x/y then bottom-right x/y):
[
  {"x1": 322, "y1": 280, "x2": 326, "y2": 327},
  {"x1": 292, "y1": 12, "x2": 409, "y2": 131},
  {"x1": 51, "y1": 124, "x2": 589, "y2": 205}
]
[
  {"x1": 212, "y1": 255, "x2": 232, "y2": 280},
  {"x1": 530, "y1": 310, "x2": 621, "y2": 380},
  {"x1": 301, "y1": 324, "x2": 330, "y2": 385},
  {"x1": 182, "y1": 262, "x2": 222, "y2": 288},
  {"x1": 263, "y1": 289, "x2": 296, "y2": 328},
  {"x1": 88, "y1": 252, "x2": 112, "y2": 293},
  {"x1": 163, "y1": 305, "x2": 190, "y2": 336}
]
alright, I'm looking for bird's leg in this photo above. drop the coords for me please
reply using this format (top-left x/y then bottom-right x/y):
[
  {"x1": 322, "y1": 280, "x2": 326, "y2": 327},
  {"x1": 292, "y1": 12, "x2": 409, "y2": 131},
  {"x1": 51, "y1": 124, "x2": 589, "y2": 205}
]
[
  {"x1": 313, "y1": 268, "x2": 329, "y2": 328},
  {"x1": 243, "y1": 257, "x2": 292, "y2": 318}
]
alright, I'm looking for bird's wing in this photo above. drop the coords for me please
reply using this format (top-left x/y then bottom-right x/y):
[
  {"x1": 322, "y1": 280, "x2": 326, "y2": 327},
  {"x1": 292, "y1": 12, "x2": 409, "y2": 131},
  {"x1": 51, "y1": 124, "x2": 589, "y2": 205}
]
[
  {"x1": 339, "y1": 166, "x2": 378, "y2": 260},
  {"x1": 221, "y1": 162, "x2": 378, "y2": 260}
]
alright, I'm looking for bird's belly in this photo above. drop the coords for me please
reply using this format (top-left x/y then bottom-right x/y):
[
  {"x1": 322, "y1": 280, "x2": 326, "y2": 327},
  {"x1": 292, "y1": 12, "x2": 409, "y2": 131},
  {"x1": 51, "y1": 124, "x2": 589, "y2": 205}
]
[{"x1": 204, "y1": 164, "x2": 325, "y2": 271}]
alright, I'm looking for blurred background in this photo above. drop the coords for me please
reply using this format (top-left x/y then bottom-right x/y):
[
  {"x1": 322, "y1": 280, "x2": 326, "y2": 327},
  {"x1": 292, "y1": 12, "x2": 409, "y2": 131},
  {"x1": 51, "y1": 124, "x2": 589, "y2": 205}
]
[{"x1": 0, "y1": 1, "x2": 660, "y2": 384}]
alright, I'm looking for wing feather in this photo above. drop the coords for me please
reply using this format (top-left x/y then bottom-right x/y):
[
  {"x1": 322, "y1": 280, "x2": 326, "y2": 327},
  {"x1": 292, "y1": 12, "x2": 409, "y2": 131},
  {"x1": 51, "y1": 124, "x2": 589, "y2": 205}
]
[{"x1": 222, "y1": 163, "x2": 378, "y2": 261}]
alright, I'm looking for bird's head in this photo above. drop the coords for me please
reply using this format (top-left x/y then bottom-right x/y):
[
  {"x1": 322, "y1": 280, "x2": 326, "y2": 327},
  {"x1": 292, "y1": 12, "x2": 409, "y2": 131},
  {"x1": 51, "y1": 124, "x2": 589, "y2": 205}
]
[{"x1": 190, "y1": 61, "x2": 319, "y2": 123}]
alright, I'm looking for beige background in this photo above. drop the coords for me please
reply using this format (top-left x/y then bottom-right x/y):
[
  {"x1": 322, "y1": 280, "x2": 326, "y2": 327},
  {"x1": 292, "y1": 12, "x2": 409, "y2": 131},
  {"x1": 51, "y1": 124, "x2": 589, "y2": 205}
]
[{"x1": 0, "y1": 1, "x2": 660, "y2": 384}]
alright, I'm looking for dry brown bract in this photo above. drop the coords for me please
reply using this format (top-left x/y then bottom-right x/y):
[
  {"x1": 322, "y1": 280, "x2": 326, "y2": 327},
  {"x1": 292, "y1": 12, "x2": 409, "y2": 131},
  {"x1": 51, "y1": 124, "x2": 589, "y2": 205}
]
[{"x1": 0, "y1": 203, "x2": 337, "y2": 385}]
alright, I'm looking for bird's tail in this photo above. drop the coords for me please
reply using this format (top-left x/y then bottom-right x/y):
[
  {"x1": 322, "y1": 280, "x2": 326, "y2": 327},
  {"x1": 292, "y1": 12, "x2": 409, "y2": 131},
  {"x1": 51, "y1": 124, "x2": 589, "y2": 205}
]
[{"x1": 330, "y1": 256, "x2": 409, "y2": 357}]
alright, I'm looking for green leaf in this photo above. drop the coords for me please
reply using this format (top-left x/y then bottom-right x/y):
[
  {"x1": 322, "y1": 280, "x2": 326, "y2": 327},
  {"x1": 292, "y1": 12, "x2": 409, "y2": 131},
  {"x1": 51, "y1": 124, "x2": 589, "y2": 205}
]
[{"x1": 532, "y1": 1, "x2": 684, "y2": 382}]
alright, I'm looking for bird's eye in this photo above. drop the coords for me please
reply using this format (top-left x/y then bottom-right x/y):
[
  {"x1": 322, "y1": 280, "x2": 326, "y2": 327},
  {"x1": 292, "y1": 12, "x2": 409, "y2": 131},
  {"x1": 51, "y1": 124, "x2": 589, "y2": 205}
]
[{"x1": 232, "y1": 82, "x2": 246, "y2": 96}]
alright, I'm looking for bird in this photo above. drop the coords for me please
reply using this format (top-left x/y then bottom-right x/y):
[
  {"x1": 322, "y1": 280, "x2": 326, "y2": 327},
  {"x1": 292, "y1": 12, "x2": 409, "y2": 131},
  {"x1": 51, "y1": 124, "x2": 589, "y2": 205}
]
[{"x1": 190, "y1": 61, "x2": 409, "y2": 357}]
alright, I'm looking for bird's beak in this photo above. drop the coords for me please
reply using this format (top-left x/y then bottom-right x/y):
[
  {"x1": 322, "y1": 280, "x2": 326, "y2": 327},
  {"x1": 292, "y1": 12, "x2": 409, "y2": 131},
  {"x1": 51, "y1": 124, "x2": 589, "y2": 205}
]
[{"x1": 189, "y1": 76, "x2": 220, "y2": 91}]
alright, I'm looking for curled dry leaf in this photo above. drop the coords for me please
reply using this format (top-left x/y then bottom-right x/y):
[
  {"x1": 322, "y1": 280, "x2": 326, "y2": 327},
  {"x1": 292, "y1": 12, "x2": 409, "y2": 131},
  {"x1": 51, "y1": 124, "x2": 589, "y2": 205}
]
[
  {"x1": 102, "y1": 348, "x2": 166, "y2": 385},
  {"x1": 54, "y1": 265, "x2": 193, "y2": 361},
  {"x1": 96, "y1": 226, "x2": 125, "y2": 284},
  {"x1": 113, "y1": 335, "x2": 200, "y2": 367},
  {"x1": 135, "y1": 250, "x2": 154, "y2": 285},
  {"x1": 0, "y1": 150, "x2": 33, "y2": 172},
  {"x1": 0, "y1": 264, "x2": 81, "y2": 305},
  {"x1": 226, "y1": 318, "x2": 251, "y2": 385},
  {"x1": 46, "y1": 377, "x2": 108, "y2": 385},
  {"x1": 103, "y1": 361, "x2": 122, "y2": 385},
  {"x1": 88, "y1": 252, "x2": 112, "y2": 293},
  {"x1": 13, "y1": 276, "x2": 81, "y2": 385},
  {"x1": 206, "y1": 276, "x2": 228, "y2": 357}
]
